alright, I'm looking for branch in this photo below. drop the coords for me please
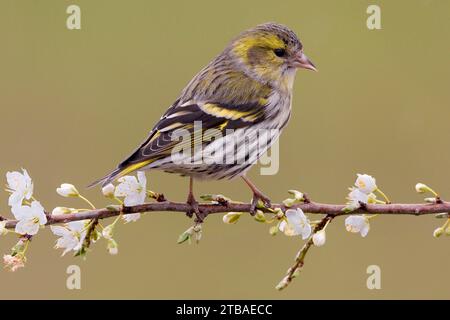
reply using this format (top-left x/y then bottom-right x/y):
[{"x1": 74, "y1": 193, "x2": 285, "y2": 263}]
[{"x1": 3, "y1": 199, "x2": 450, "y2": 229}]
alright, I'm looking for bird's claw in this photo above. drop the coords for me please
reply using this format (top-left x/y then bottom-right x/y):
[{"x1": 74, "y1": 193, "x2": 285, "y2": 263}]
[
  {"x1": 250, "y1": 192, "x2": 271, "y2": 215},
  {"x1": 186, "y1": 194, "x2": 205, "y2": 222}
]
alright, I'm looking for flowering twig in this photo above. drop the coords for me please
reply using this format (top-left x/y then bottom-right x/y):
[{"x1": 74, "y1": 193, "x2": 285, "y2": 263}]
[
  {"x1": 2, "y1": 170, "x2": 449, "y2": 290},
  {"x1": 1, "y1": 200, "x2": 450, "y2": 230},
  {"x1": 276, "y1": 214, "x2": 334, "y2": 290}
]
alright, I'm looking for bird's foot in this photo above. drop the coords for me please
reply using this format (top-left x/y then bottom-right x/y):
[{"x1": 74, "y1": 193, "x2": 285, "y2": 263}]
[
  {"x1": 250, "y1": 191, "x2": 271, "y2": 216},
  {"x1": 186, "y1": 193, "x2": 206, "y2": 222}
]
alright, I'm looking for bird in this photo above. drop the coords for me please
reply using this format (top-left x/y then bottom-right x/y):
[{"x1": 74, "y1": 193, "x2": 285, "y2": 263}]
[{"x1": 89, "y1": 22, "x2": 316, "y2": 220}]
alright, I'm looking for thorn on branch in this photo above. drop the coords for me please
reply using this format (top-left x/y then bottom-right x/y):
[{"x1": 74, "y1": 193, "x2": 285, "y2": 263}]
[
  {"x1": 303, "y1": 193, "x2": 311, "y2": 204},
  {"x1": 155, "y1": 193, "x2": 166, "y2": 202}
]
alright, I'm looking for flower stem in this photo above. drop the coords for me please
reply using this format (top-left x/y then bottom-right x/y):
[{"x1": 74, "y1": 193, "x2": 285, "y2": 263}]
[
  {"x1": 113, "y1": 197, "x2": 124, "y2": 205},
  {"x1": 376, "y1": 188, "x2": 391, "y2": 204},
  {"x1": 78, "y1": 195, "x2": 96, "y2": 210},
  {"x1": 441, "y1": 218, "x2": 450, "y2": 230}
]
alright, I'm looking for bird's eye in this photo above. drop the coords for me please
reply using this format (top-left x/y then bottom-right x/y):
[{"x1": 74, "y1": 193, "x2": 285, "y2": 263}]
[{"x1": 274, "y1": 48, "x2": 287, "y2": 57}]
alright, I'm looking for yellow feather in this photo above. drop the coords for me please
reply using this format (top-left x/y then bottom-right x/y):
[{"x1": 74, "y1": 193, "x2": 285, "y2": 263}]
[
  {"x1": 118, "y1": 159, "x2": 154, "y2": 177},
  {"x1": 201, "y1": 103, "x2": 259, "y2": 122}
]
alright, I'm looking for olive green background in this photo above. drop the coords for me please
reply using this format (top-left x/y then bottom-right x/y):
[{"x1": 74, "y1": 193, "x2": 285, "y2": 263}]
[{"x1": 1, "y1": 0, "x2": 449, "y2": 299}]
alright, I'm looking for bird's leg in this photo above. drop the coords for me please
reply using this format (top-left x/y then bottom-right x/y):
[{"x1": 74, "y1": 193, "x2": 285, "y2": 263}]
[
  {"x1": 241, "y1": 176, "x2": 271, "y2": 215},
  {"x1": 186, "y1": 177, "x2": 204, "y2": 222}
]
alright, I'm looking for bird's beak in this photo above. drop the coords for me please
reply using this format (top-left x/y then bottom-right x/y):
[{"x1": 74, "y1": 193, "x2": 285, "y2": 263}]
[{"x1": 292, "y1": 51, "x2": 317, "y2": 72}]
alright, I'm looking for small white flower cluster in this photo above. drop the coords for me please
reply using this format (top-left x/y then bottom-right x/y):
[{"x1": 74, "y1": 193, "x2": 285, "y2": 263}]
[
  {"x1": 343, "y1": 174, "x2": 381, "y2": 238},
  {"x1": 223, "y1": 204, "x2": 328, "y2": 247},
  {"x1": 6, "y1": 169, "x2": 46, "y2": 236},
  {"x1": 345, "y1": 215, "x2": 370, "y2": 237},
  {"x1": 50, "y1": 171, "x2": 149, "y2": 256},
  {"x1": 278, "y1": 208, "x2": 327, "y2": 246},
  {"x1": 1, "y1": 168, "x2": 151, "y2": 267},
  {"x1": 102, "y1": 171, "x2": 148, "y2": 223},
  {"x1": 50, "y1": 182, "x2": 92, "y2": 256},
  {"x1": 344, "y1": 174, "x2": 378, "y2": 212},
  {"x1": 222, "y1": 175, "x2": 381, "y2": 245},
  {"x1": 279, "y1": 208, "x2": 311, "y2": 239},
  {"x1": 50, "y1": 221, "x2": 88, "y2": 256}
]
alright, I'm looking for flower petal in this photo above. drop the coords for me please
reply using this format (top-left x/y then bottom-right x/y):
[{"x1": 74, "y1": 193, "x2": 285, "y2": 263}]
[
  {"x1": 11, "y1": 205, "x2": 32, "y2": 221},
  {"x1": 51, "y1": 226, "x2": 70, "y2": 237},
  {"x1": 122, "y1": 213, "x2": 141, "y2": 223}
]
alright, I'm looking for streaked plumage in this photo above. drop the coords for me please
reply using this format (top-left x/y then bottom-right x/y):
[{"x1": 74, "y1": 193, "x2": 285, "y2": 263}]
[{"x1": 90, "y1": 22, "x2": 316, "y2": 213}]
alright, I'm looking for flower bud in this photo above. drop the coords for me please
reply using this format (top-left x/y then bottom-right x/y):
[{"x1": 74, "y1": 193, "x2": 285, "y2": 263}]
[
  {"x1": 254, "y1": 210, "x2": 266, "y2": 223},
  {"x1": 269, "y1": 225, "x2": 278, "y2": 236},
  {"x1": 287, "y1": 190, "x2": 304, "y2": 201},
  {"x1": 11, "y1": 239, "x2": 27, "y2": 257},
  {"x1": 177, "y1": 226, "x2": 194, "y2": 244},
  {"x1": 106, "y1": 205, "x2": 122, "y2": 212},
  {"x1": 433, "y1": 227, "x2": 444, "y2": 238},
  {"x1": 425, "y1": 197, "x2": 437, "y2": 204},
  {"x1": 312, "y1": 230, "x2": 326, "y2": 247},
  {"x1": 275, "y1": 276, "x2": 289, "y2": 291},
  {"x1": 355, "y1": 174, "x2": 377, "y2": 194},
  {"x1": 273, "y1": 207, "x2": 284, "y2": 219},
  {"x1": 3, "y1": 254, "x2": 25, "y2": 272},
  {"x1": 415, "y1": 183, "x2": 430, "y2": 194},
  {"x1": 282, "y1": 198, "x2": 296, "y2": 207},
  {"x1": 56, "y1": 183, "x2": 79, "y2": 197},
  {"x1": 52, "y1": 207, "x2": 74, "y2": 215},
  {"x1": 222, "y1": 212, "x2": 243, "y2": 224},
  {"x1": 292, "y1": 267, "x2": 301, "y2": 278},
  {"x1": 200, "y1": 194, "x2": 215, "y2": 201},
  {"x1": 102, "y1": 223, "x2": 115, "y2": 240},
  {"x1": 107, "y1": 239, "x2": 118, "y2": 255},
  {"x1": 102, "y1": 183, "x2": 115, "y2": 198}
]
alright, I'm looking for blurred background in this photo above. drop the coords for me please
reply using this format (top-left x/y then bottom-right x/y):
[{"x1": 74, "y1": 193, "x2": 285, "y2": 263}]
[{"x1": 0, "y1": 0, "x2": 449, "y2": 299}]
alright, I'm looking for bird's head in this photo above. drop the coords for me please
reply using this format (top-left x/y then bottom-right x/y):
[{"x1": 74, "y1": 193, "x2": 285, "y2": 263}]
[{"x1": 229, "y1": 22, "x2": 316, "y2": 89}]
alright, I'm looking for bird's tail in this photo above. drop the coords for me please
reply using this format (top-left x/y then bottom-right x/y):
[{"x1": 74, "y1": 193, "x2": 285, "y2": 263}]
[
  {"x1": 87, "y1": 167, "x2": 124, "y2": 189},
  {"x1": 87, "y1": 159, "x2": 155, "y2": 188}
]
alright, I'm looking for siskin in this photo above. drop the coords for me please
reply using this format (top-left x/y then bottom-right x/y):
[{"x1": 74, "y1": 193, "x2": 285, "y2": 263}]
[{"x1": 90, "y1": 22, "x2": 316, "y2": 219}]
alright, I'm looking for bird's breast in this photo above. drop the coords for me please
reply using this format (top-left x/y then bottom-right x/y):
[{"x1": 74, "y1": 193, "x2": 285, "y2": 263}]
[{"x1": 263, "y1": 90, "x2": 292, "y2": 131}]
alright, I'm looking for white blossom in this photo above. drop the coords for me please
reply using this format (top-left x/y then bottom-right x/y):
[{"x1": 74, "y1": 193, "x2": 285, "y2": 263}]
[
  {"x1": 122, "y1": 213, "x2": 141, "y2": 223},
  {"x1": 349, "y1": 188, "x2": 369, "y2": 203},
  {"x1": 3, "y1": 254, "x2": 25, "y2": 272},
  {"x1": 312, "y1": 230, "x2": 326, "y2": 246},
  {"x1": 345, "y1": 215, "x2": 370, "y2": 237},
  {"x1": 114, "y1": 172, "x2": 147, "y2": 206},
  {"x1": 6, "y1": 169, "x2": 33, "y2": 207},
  {"x1": 102, "y1": 183, "x2": 115, "y2": 198},
  {"x1": 56, "y1": 183, "x2": 79, "y2": 197},
  {"x1": 279, "y1": 208, "x2": 312, "y2": 239},
  {"x1": 345, "y1": 187, "x2": 376, "y2": 211},
  {"x1": 114, "y1": 172, "x2": 147, "y2": 223},
  {"x1": 102, "y1": 223, "x2": 115, "y2": 240},
  {"x1": 12, "y1": 201, "x2": 47, "y2": 235},
  {"x1": 355, "y1": 174, "x2": 377, "y2": 194},
  {"x1": 50, "y1": 220, "x2": 88, "y2": 256}
]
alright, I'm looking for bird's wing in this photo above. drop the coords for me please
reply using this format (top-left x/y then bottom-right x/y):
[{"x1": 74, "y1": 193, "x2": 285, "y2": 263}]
[
  {"x1": 89, "y1": 78, "x2": 272, "y2": 187},
  {"x1": 118, "y1": 98, "x2": 268, "y2": 169}
]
